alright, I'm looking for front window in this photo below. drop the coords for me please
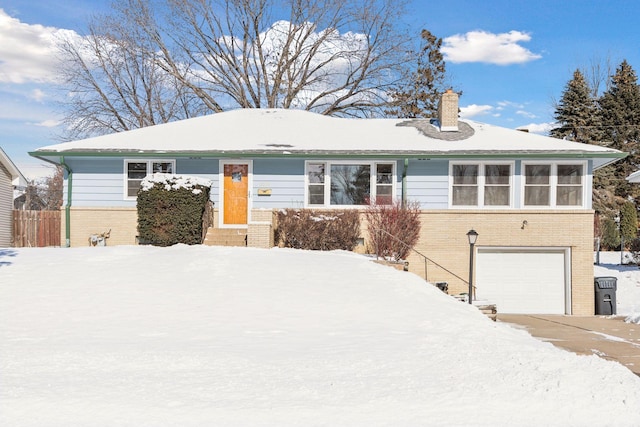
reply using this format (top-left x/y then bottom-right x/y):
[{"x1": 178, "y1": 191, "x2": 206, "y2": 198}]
[
  {"x1": 330, "y1": 164, "x2": 371, "y2": 205},
  {"x1": 557, "y1": 164, "x2": 583, "y2": 206},
  {"x1": 125, "y1": 160, "x2": 175, "y2": 198},
  {"x1": 452, "y1": 164, "x2": 478, "y2": 206},
  {"x1": 524, "y1": 164, "x2": 551, "y2": 206},
  {"x1": 524, "y1": 163, "x2": 584, "y2": 207},
  {"x1": 306, "y1": 161, "x2": 395, "y2": 206},
  {"x1": 451, "y1": 163, "x2": 512, "y2": 207}
]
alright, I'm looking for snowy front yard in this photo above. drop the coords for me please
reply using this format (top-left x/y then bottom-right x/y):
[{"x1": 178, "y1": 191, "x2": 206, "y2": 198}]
[{"x1": 1, "y1": 245, "x2": 639, "y2": 426}]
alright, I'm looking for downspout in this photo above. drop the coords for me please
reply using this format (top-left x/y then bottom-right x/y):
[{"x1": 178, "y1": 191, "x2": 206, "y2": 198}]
[
  {"x1": 402, "y1": 158, "x2": 408, "y2": 207},
  {"x1": 60, "y1": 156, "x2": 72, "y2": 247}
]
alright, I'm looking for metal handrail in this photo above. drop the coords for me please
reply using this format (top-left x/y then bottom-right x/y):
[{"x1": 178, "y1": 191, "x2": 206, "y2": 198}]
[{"x1": 370, "y1": 227, "x2": 470, "y2": 286}]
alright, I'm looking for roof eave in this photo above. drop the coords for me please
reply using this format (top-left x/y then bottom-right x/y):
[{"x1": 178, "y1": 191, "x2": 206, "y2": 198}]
[{"x1": 29, "y1": 149, "x2": 628, "y2": 162}]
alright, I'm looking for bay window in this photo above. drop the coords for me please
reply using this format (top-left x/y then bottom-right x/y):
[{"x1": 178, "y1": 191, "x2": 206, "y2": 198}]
[
  {"x1": 306, "y1": 161, "x2": 395, "y2": 206},
  {"x1": 125, "y1": 159, "x2": 175, "y2": 198}
]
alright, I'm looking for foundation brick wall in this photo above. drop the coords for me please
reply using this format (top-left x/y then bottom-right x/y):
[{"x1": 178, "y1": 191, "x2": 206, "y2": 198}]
[
  {"x1": 402, "y1": 210, "x2": 595, "y2": 315},
  {"x1": 63, "y1": 206, "x2": 594, "y2": 315},
  {"x1": 63, "y1": 207, "x2": 140, "y2": 247}
]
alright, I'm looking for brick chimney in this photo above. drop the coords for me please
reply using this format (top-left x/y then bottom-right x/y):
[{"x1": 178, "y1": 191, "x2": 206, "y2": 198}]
[{"x1": 438, "y1": 89, "x2": 459, "y2": 132}]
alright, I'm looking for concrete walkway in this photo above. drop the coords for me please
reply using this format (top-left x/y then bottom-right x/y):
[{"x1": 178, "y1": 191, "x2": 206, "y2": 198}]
[{"x1": 497, "y1": 314, "x2": 640, "y2": 376}]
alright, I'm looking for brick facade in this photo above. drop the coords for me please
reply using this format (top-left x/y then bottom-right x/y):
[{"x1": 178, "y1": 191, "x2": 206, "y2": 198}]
[
  {"x1": 401, "y1": 210, "x2": 594, "y2": 315},
  {"x1": 63, "y1": 207, "x2": 139, "y2": 247},
  {"x1": 63, "y1": 207, "x2": 594, "y2": 315}
]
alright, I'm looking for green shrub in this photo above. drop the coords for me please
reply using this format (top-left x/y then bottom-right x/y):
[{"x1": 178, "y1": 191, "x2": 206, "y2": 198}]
[
  {"x1": 137, "y1": 174, "x2": 212, "y2": 246},
  {"x1": 599, "y1": 216, "x2": 620, "y2": 251},
  {"x1": 620, "y1": 201, "x2": 638, "y2": 248},
  {"x1": 364, "y1": 200, "x2": 421, "y2": 261},
  {"x1": 275, "y1": 209, "x2": 361, "y2": 251}
]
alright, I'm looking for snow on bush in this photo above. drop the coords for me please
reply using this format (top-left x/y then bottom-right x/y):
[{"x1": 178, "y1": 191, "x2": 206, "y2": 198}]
[{"x1": 141, "y1": 173, "x2": 212, "y2": 194}]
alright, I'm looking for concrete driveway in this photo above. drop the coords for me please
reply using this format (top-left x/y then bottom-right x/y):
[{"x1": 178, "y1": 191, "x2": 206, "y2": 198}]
[{"x1": 498, "y1": 314, "x2": 640, "y2": 376}]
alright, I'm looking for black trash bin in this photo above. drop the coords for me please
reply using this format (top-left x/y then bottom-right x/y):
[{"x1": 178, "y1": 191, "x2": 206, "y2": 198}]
[{"x1": 594, "y1": 276, "x2": 617, "y2": 315}]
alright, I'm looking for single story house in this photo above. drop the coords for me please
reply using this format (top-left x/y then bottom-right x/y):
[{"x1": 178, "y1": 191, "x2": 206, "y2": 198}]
[
  {"x1": 0, "y1": 147, "x2": 27, "y2": 247},
  {"x1": 30, "y1": 92, "x2": 625, "y2": 315}
]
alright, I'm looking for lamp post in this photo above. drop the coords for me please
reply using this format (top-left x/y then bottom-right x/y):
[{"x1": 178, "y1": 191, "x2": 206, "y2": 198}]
[{"x1": 467, "y1": 229, "x2": 478, "y2": 304}]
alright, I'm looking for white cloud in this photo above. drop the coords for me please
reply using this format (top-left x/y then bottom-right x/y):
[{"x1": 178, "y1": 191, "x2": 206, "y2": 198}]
[
  {"x1": 30, "y1": 88, "x2": 46, "y2": 102},
  {"x1": 497, "y1": 100, "x2": 524, "y2": 110},
  {"x1": 442, "y1": 30, "x2": 542, "y2": 65},
  {"x1": 460, "y1": 104, "x2": 494, "y2": 118},
  {"x1": 517, "y1": 122, "x2": 557, "y2": 135},
  {"x1": 516, "y1": 110, "x2": 537, "y2": 119},
  {"x1": 0, "y1": 9, "x2": 75, "y2": 84},
  {"x1": 35, "y1": 119, "x2": 61, "y2": 128}
]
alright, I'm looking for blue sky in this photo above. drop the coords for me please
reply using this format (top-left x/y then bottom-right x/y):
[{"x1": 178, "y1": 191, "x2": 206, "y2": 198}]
[{"x1": 1, "y1": 0, "x2": 639, "y2": 178}]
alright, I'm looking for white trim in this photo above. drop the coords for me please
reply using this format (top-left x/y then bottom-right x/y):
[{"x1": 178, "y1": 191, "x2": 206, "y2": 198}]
[
  {"x1": 304, "y1": 160, "x2": 396, "y2": 208},
  {"x1": 521, "y1": 160, "x2": 587, "y2": 209},
  {"x1": 123, "y1": 159, "x2": 175, "y2": 200},
  {"x1": 218, "y1": 159, "x2": 253, "y2": 228},
  {"x1": 449, "y1": 161, "x2": 514, "y2": 209}
]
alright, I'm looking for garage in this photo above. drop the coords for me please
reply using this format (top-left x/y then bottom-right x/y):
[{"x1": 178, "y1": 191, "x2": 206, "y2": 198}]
[{"x1": 475, "y1": 248, "x2": 570, "y2": 314}]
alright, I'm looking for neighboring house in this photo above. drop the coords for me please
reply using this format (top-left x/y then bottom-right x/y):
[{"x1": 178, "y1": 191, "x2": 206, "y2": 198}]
[
  {"x1": 30, "y1": 92, "x2": 625, "y2": 315},
  {"x1": 13, "y1": 192, "x2": 47, "y2": 211},
  {"x1": 626, "y1": 170, "x2": 640, "y2": 184},
  {"x1": 0, "y1": 147, "x2": 27, "y2": 247}
]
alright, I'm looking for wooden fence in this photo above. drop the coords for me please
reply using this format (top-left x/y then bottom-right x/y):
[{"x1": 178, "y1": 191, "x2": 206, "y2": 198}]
[{"x1": 12, "y1": 210, "x2": 61, "y2": 247}]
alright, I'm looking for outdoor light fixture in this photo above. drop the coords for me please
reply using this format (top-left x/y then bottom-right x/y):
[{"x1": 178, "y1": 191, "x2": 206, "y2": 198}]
[{"x1": 467, "y1": 229, "x2": 479, "y2": 304}]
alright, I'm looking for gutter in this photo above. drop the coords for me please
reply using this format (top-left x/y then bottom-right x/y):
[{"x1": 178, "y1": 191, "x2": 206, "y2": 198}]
[
  {"x1": 29, "y1": 150, "x2": 629, "y2": 161},
  {"x1": 402, "y1": 158, "x2": 408, "y2": 207},
  {"x1": 60, "y1": 156, "x2": 72, "y2": 247}
]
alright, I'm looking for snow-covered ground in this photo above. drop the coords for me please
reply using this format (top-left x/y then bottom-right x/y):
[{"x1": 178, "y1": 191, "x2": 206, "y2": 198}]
[
  {"x1": 1, "y1": 245, "x2": 639, "y2": 427},
  {"x1": 595, "y1": 251, "x2": 640, "y2": 323}
]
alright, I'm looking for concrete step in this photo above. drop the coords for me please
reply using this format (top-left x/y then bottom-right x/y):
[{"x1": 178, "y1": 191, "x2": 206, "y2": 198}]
[{"x1": 203, "y1": 227, "x2": 247, "y2": 247}]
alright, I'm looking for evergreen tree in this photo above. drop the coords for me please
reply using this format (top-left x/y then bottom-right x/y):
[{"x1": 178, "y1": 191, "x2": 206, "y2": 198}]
[
  {"x1": 598, "y1": 60, "x2": 640, "y2": 200},
  {"x1": 550, "y1": 70, "x2": 598, "y2": 143},
  {"x1": 620, "y1": 201, "x2": 638, "y2": 247},
  {"x1": 386, "y1": 29, "x2": 448, "y2": 118},
  {"x1": 600, "y1": 216, "x2": 620, "y2": 251}
]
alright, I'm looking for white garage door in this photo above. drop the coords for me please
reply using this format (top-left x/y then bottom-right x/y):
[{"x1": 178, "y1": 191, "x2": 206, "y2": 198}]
[{"x1": 475, "y1": 248, "x2": 569, "y2": 314}]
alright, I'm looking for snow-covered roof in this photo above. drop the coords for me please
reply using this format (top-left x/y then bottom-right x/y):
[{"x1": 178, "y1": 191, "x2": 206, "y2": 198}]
[
  {"x1": 0, "y1": 147, "x2": 27, "y2": 188},
  {"x1": 31, "y1": 108, "x2": 625, "y2": 169},
  {"x1": 626, "y1": 170, "x2": 640, "y2": 183}
]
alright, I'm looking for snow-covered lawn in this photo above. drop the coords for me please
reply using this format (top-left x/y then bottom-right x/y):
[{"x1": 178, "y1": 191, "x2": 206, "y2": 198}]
[
  {"x1": 1, "y1": 245, "x2": 639, "y2": 426},
  {"x1": 595, "y1": 251, "x2": 640, "y2": 323}
]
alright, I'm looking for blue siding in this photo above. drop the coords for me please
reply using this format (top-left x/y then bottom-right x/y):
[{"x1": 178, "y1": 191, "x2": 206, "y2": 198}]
[
  {"x1": 61, "y1": 156, "x2": 594, "y2": 210},
  {"x1": 64, "y1": 157, "x2": 221, "y2": 207},
  {"x1": 64, "y1": 158, "x2": 129, "y2": 207},
  {"x1": 405, "y1": 159, "x2": 449, "y2": 209},
  {"x1": 252, "y1": 159, "x2": 305, "y2": 208}
]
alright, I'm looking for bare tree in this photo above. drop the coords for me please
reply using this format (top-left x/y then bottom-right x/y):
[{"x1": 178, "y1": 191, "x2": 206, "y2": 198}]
[
  {"x1": 42, "y1": 166, "x2": 64, "y2": 211},
  {"x1": 582, "y1": 55, "x2": 614, "y2": 98},
  {"x1": 17, "y1": 167, "x2": 63, "y2": 211},
  {"x1": 57, "y1": 0, "x2": 414, "y2": 139},
  {"x1": 56, "y1": 0, "x2": 206, "y2": 139}
]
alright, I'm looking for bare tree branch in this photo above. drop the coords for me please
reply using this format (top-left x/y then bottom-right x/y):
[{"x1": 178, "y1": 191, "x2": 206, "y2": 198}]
[{"x1": 56, "y1": 0, "x2": 422, "y2": 139}]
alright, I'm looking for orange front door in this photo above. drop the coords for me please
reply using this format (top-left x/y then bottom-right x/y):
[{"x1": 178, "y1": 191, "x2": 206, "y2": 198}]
[{"x1": 223, "y1": 163, "x2": 249, "y2": 225}]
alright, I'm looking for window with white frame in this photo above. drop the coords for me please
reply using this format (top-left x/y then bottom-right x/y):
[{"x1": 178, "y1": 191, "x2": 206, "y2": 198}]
[
  {"x1": 125, "y1": 160, "x2": 175, "y2": 198},
  {"x1": 306, "y1": 161, "x2": 395, "y2": 206},
  {"x1": 451, "y1": 162, "x2": 512, "y2": 207},
  {"x1": 523, "y1": 162, "x2": 584, "y2": 207}
]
